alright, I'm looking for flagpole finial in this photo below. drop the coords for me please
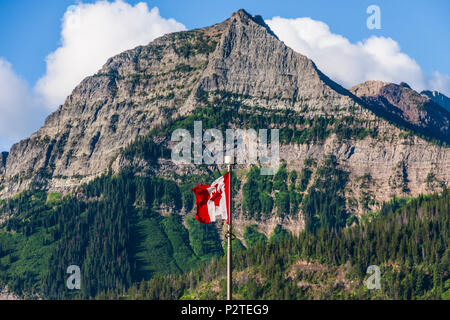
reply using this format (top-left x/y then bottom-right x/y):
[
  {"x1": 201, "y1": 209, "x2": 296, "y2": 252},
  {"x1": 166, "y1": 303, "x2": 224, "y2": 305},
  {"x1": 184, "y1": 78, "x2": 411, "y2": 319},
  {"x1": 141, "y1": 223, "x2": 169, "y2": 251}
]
[{"x1": 224, "y1": 155, "x2": 235, "y2": 165}]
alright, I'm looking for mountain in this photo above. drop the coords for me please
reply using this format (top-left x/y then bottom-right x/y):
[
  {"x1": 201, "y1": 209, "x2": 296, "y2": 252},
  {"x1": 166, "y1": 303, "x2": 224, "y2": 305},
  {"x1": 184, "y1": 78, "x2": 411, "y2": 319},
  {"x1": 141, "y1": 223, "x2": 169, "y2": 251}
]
[
  {"x1": 0, "y1": 9, "x2": 449, "y2": 299},
  {"x1": 0, "y1": 9, "x2": 360, "y2": 198},
  {"x1": 421, "y1": 90, "x2": 450, "y2": 113},
  {"x1": 350, "y1": 81, "x2": 450, "y2": 144},
  {"x1": 1, "y1": 10, "x2": 448, "y2": 215}
]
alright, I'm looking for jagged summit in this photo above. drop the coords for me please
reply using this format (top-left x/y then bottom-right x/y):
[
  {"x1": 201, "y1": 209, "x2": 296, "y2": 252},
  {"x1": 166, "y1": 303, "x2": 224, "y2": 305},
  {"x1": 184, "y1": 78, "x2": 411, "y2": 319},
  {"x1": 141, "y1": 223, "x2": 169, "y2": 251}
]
[
  {"x1": 399, "y1": 82, "x2": 411, "y2": 89},
  {"x1": 192, "y1": 9, "x2": 356, "y2": 114},
  {"x1": 230, "y1": 8, "x2": 256, "y2": 22},
  {"x1": 229, "y1": 9, "x2": 279, "y2": 39}
]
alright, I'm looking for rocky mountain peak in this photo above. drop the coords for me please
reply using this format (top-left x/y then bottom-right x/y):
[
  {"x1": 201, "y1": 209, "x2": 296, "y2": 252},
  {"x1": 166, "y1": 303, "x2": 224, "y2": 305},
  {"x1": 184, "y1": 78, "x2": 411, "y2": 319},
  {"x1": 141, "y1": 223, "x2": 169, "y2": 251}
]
[
  {"x1": 399, "y1": 82, "x2": 411, "y2": 89},
  {"x1": 229, "y1": 9, "x2": 279, "y2": 39},
  {"x1": 230, "y1": 8, "x2": 256, "y2": 23},
  {"x1": 196, "y1": 9, "x2": 356, "y2": 115},
  {"x1": 351, "y1": 80, "x2": 450, "y2": 143}
]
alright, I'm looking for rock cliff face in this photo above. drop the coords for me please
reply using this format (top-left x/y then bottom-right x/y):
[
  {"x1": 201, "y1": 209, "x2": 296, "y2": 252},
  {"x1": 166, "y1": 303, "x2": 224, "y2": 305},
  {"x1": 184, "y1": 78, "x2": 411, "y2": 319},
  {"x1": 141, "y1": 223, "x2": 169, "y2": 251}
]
[{"x1": 0, "y1": 9, "x2": 449, "y2": 221}]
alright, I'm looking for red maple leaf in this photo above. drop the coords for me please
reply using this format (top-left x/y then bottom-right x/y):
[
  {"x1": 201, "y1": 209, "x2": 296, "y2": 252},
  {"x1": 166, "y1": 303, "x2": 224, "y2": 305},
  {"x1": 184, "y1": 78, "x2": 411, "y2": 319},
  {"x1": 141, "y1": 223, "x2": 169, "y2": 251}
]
[{"x1": 210, "y1": 186, "x2": 222, "y2": 206}]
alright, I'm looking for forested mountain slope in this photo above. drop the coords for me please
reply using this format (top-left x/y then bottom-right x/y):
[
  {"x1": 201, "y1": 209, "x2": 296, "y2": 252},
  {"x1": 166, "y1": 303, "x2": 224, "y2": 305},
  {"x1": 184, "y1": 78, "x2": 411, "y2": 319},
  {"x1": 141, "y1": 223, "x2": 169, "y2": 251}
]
[{"x1": 126, "y1": 188, "x2": 450, "y2": 300}]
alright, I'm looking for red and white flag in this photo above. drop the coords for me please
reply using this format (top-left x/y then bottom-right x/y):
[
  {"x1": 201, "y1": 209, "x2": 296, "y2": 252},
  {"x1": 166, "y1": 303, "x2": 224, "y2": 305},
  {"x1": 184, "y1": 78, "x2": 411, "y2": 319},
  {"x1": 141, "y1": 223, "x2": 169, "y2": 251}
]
[{"x1": 192, "y1": 172, "x2": 230, "y2": 224}]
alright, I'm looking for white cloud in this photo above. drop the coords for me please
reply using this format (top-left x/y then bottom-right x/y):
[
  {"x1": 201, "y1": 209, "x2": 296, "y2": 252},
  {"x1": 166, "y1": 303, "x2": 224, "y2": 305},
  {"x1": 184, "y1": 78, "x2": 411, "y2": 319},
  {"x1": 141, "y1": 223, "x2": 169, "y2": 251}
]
[
  {"x1": 35, "y1": 0, "x2": 186, "y2": 109},
  {"x1": 0, "y1": 58, "x2": 46, "y2": 151},
  {"x1": 266, "y1": 16, "x2": 449, "y2": 95},
  {"x1": 1, "y1": 1, "x2": 185, "y2": 151}
]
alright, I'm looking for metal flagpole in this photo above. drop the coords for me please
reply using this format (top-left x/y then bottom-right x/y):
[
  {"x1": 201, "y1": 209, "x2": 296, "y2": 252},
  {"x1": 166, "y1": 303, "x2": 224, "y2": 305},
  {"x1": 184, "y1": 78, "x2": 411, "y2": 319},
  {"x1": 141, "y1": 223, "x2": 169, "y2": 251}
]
[{"x1": 225, "y1": 155, "x2": 233, "y2": 300}]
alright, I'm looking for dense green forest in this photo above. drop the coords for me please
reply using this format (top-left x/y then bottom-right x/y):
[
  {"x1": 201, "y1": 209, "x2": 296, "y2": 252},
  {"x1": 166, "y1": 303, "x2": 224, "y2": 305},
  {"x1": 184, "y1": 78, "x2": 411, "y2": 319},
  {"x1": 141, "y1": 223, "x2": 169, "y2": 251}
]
[
  {"x1": 124, "y1": 188, "x2": 450, "y2": 300},
  {"x1": 0, "y1": 169, "x2": 226, "y2": 299}
]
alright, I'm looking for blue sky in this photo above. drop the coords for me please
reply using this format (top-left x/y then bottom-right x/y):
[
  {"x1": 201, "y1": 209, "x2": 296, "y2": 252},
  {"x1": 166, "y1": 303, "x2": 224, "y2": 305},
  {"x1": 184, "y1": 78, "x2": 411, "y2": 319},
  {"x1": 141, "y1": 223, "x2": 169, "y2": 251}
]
[
  {"x1": 0, "y1": 0, "x2": 449, "y2": 151},
  {"x1": 1, "y1": 0, "x2": 449, "y2": 85}
]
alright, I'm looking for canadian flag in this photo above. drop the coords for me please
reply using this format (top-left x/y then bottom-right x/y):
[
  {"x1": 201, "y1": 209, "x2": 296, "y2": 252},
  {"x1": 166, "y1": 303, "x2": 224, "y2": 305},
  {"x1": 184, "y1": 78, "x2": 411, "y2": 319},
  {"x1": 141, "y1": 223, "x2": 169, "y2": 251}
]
[{"x1": 192, "y1": 173, "x2": 230, "y2": 224}]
